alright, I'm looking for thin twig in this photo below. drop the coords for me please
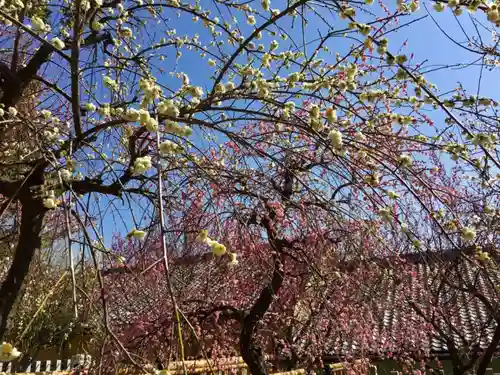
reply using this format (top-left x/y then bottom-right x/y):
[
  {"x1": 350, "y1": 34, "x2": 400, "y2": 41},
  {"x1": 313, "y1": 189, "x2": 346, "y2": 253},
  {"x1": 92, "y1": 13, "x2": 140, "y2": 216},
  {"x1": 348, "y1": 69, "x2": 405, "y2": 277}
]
[{"x1": 155, "y1": 114, "x2": 187, "y2": 374}]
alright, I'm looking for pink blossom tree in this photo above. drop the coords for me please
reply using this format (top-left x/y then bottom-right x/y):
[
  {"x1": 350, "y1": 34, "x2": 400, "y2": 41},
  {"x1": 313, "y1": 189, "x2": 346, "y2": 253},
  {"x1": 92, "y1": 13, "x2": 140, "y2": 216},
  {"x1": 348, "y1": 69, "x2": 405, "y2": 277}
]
[{"x1": 101, "y1": 105, "x2": 495, "y2": 374}]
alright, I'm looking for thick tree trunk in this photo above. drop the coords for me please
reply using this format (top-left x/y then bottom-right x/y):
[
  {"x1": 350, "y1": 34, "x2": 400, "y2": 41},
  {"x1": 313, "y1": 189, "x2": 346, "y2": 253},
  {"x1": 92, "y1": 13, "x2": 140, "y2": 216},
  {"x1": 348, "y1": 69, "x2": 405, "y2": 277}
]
[
  {"x1": 240, "y1": 341, "x2": 268, "y2": 375},
  {"x1": 240, "y1": 253, "x2": 285, "y2": 375},
  {"x1": 0, "y1": 198, "x2": 46, "y2": 341}
]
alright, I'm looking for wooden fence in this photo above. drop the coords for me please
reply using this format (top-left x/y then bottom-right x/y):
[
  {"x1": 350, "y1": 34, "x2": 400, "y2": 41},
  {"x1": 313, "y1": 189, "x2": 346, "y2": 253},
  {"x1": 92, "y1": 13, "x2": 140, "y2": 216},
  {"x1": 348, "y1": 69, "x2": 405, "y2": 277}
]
[
  {"x1": 0, "y1": 357, "x2": 378, "y2": 375},
  {"x1": 0, "y1": 359, "x2": 74, "y2": 373},
  {"x1": 389, "y1": 371, "x2": 497, "y2": 375}
]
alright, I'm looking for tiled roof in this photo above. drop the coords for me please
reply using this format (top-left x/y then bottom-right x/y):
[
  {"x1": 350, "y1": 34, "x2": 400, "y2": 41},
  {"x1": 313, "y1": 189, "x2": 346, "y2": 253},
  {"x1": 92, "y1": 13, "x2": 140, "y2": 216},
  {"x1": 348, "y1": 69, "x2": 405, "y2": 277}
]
[
  {"x1": 103, "y1": 247, "x2": 500, "y2": 360},
  {"x1": 103, "y1": 253, "x2": 216, "y2": 326},
  {"x1": 326, "y1": 247, "x2": 500, "y2": 359}
]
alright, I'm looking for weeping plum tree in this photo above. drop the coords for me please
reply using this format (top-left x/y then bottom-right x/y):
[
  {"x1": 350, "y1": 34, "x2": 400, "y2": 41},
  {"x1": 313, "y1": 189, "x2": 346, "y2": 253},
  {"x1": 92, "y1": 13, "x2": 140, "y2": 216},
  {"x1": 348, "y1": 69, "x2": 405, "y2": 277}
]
[{"x1": 0, "y1": 0, "x2": 499, "y2": 372}]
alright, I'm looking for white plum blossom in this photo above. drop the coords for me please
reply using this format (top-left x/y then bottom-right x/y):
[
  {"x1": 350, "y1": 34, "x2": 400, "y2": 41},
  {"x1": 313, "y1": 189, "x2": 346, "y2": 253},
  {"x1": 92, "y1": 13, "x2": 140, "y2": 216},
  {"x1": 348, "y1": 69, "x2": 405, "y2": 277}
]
[
  {"x1": 41, "y1": 109, "x2": 52, "y2": 119},
  {"x1": 145, "y1": 118, "x2": 158, "y2": 132},
  {"x1": 325, "y1": 107, "x2": 337, "y2": 124},
  {"x1": 328, "y1": 129, "x2": 343, "y2": 149},
  {"x1": 211, "y1": 242, "x2": 226, "y2": 256},
  {"x1": 43, "y1": 198, "x2": 57, "y2": 209},
  {"x1": 132, "y1": 156, "x2": 152, "y2": 175},
  {"x1": 378, "y1": 207, "x2": 392, "y2": 223},
  {"x1": 461, "y1": 227, "x2": 476, "y2": 241},
  {"x1": 52, "y1": 37, "x2": 65, "y2": 50},
  {"x1": 125, "y1": 108, "x2": 140, "y2": 121},
  {"x1": 98, "y1": 105, "x2": 111, "y2": 117},
  {"x1": 262, "y1": 53, "x2": 271, "y2": 68},
  {"x1": 158, "y1": 100, "x2": 180, "y2": 117},
  {"x1": 119, "y1": 27, "x2": 133, "y2": 37},
  {"x1": 139, "y1": 78, "x2": 162, "y2": 102},
  {"x1": 59, "y1": 169, "x2": 72, "y2": 181},
  {"x1": 195, "y1": 230, "x2": 209, "y2": 243},
  {"x1": 103, "y1": 76, "x2": 118, "y2": 90},
  {"x1": 229, "y1": 252, "x2": 238, "y2": 265},
  {"x1": 1, "y1": 343, "x2": 21, "y2": 362},
  {"x1": 387, "y1": 191, "x2": 399, "y2": 199},
  {"x1": 31, "y1": 16, "x2": 46, "y2": 32},
  {"x1": 476, "y1": 250, "x2": 490, "y2": 261},
  {"x1": 401, "y1": 223, "x2": 409, "y2": 233},
  {"x1": 159, "y1": 140, "x2": 181, "y2": 155},
  {"x1": 214, "y1": 83, "x2": 226, "y2": 94},
  {"x1": 195, "y1": 230, "x2": 227, "y2": 256},
  {"x1": 90, "y1": 21, "x2": 104, "y2": 31},
  {"x1": 139, "y1": 109, "x2": 150, "y2": 124},
  {"x1": 12, "y1": 0, "x2": 25, "y2": 8},
  {"x1": 127, "y1": 228, "x2": 146, "y2": 239},
  {"x1": 398, "y1": 154, "x2": 412, "y2": 167},
  {"x1": 8, "y1": 107, "x2": 17, "y2": 116},
  {"x1": 186, "y1": 85, "x2": 203, "y2": 98},
  {"x1": 83, "y1": 103, "x2": 97, "y2": 112},
  {"x1": 309, "y1": 104, "x2": 320, "y2": 119},
  {"x1": 164, "y1": 121, "x2": 191, "y2": 137}
]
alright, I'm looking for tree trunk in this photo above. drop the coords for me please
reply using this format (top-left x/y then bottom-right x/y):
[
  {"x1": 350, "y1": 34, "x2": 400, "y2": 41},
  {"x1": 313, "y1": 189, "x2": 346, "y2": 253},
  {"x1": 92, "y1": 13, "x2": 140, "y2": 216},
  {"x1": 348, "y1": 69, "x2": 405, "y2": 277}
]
[
  {"x1": 0, "y1": 198, "x2": 46, "y2": 341},
  {"x1": 475, "y1": 324, "x2": 500, "y2": 375},
  {"x1": 240, "y1": 253, "x2": 285, "y2": 375},
  {"x1": 241, "y1": 341, "x2": 268, "y2": 375},
  {"x1": 17, "y1": 353, "x2": 33, "y2": 372}
]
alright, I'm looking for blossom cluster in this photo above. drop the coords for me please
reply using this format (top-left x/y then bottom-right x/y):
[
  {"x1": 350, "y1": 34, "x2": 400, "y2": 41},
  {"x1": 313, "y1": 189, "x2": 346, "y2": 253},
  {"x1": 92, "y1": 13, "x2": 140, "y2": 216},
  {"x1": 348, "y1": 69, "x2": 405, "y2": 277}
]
[
  {"x1": 195, "y1": 230, "x2": 238, "y2": 265},
  {"x1": 0, "y1": 343, "x2": 20, "y2": 362}
]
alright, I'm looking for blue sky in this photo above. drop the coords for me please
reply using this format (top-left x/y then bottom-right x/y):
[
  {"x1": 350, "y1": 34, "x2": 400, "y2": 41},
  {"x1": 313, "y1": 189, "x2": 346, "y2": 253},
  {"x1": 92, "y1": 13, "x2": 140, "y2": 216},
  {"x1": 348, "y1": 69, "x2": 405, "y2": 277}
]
[
  {"x1": 87, "y1": 1, "x2": 498, "y2": 250},
  {"x1": 391, "y1": 8, "x2": 497, "y2": 97}
]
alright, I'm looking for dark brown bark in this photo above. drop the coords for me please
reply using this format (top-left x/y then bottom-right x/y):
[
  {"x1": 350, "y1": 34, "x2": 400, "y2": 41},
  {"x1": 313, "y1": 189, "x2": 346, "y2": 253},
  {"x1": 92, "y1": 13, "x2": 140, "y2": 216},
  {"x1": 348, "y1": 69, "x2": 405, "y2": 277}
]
[
  {"x1": 0, "y1": 29, "x2": 109, "y2": 112},
  {"x1": 1, "y1": 44, "x2": 54, "y2": 108},
  {"x1": 0, "y1": 197, "x2": 46, "y2": 341},
  {"x1": 238, "y1": 165, "x2": 295, "y2": 375},
  {"x1": 240, "y1": 253, "x2": 285, "y2": 375},
  {"x1": 475, "y1": 323, "x2": 500, "y2": 375}
]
